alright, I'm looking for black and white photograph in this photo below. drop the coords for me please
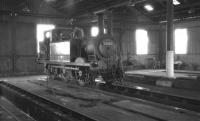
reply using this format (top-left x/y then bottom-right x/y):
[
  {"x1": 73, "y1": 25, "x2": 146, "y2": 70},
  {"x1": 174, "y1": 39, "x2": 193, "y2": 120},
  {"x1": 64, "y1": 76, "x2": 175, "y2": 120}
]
[{"x1": 0, "y1": 0, "x2": 200, "y2": 121}]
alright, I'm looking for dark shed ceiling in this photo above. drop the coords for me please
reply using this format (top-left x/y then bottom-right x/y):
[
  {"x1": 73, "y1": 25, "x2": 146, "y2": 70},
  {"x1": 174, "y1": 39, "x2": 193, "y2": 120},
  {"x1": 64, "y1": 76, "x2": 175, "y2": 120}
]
[
  {"x1": 44, "y1": 0, "x2": 200, "y2": 22},
  {"x1": 0, "y1": 0, "x2": 66, "y2": 18},
  {"x1": 1, "y1": 0, "x2": 200, "y2": 23},
  {"x1": 132, "y1": 0, "x2": 200, "y2": 22},
  {"x1": 44, "y1": 0, "x2": 130, "y2": 17}
]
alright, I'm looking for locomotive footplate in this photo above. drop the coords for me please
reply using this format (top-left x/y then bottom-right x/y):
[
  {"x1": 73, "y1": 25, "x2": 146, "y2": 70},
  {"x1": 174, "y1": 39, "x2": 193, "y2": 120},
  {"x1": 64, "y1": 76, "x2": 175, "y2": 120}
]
[{"x1": 43, "y1": 60, "x2": 94, "y2": 86}]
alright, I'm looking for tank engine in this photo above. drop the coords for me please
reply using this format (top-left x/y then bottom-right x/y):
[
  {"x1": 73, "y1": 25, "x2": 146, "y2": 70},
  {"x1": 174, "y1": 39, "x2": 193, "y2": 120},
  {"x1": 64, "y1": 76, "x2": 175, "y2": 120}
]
[{"x1": 37, "y1": 27, "x2": 122, "y2": 86}]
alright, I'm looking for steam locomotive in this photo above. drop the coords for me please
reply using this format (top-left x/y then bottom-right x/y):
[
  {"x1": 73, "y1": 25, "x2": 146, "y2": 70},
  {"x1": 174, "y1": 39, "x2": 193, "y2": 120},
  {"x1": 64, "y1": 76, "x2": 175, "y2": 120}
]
[{"x1": 38, "y1": 27, "x2": 122, "y2": 86}]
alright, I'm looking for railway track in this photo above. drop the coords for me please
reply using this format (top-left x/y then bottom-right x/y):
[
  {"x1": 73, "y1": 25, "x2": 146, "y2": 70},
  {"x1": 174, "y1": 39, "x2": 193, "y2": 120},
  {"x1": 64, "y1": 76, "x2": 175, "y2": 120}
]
[
  {"x1": 27, "y1": 81, "x2": 168, "y2": 121},
  {"x1": 99, "y1": 81, "x2": 200, "y2": 113},
  {"x1": 0, "y1": 80, "x2": 200, "y2": 121},
  {"x1": 0, "y1": 105, "x2": 21, "y2": 121},
  {"x1": 0, "y1": 81, "x2": 96, "y2": 121},
  {"x1": 29, "y1": 79, "x2": 200, "y2": 114},
  {"x1": 28, "y1": 79, "x2": 197, "y2": 114},
  {"x1": 0, "y1": 97, "x2": 35, "y2": 121}
]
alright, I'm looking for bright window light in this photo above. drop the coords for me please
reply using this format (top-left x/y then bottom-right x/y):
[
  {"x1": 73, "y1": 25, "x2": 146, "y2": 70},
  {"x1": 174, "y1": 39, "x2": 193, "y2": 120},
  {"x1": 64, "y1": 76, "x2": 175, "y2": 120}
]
[
  {"x1": 45, "y1": 31, "x2": 51, "y2": 38},
  {"x1": 37, "y1": 24, "x2": 55, "y2": 53},
  {"x1": 136, "y1": 29, "x2": 149, "y2": 55},
  {"x1": 91, "y1": 26, "x2": 99, "y2": 37},
  {"x1": 144, "y1": 4, "x2": 154, "y2": 12},
  {"x1": 91, "y1": 26, "x2": 107, "y2": 37},
  {"x1": 50, "y1": 41, "x2": 70, "y2": 55},
  {"x1": 173, "y1": 0, "x2": 180, "y2": 5},
  {"x1": 175, "y1": 28, "x2": 188, "y2": 54}
]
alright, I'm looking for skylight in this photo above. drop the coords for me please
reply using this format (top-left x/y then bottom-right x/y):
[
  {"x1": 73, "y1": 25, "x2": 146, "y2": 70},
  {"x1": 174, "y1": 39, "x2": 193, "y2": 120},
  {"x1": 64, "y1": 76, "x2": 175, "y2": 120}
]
[
  {"x1": 173, "y1": 0, "x2": 180, "y2": 5},
  {"x1": 144, "y1": 4, "x2": 154, "y2": 12}
]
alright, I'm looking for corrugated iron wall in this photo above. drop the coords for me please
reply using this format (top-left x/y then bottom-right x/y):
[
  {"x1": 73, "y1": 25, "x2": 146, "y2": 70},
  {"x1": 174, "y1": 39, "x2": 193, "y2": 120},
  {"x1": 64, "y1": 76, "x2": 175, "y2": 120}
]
[
  {"x1": 0, "y1": 21, "x2": 43, "y2": 76},
  {"x1": 161, "y1": 20, "x2": 200, "y2": 70},
  {"x1": 119, "y1": 20, "x2": 200, "y2": 70},
  {"x1": 0, "y1": 21, "x2": 12, "y2": 73},
  {"x1": 120, "y1": 29, "x2": 160, "y2": 66}
]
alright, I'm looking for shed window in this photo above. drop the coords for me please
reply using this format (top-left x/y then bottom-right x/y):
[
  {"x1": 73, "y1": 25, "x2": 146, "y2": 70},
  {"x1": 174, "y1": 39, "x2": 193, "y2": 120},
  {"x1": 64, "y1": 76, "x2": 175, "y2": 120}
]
[
  {"x1": 36, "y1": 24, "x2": 55, "y2": 53},
  {"x1": 175, "y1": 28, "x2": 188, "y2": 54},
  {"x1": 136, "y1": 29, "x2": 149, "y2": 55},
  {"x1": 91, "y1": 26, "x2": 107, "y2": 37}
]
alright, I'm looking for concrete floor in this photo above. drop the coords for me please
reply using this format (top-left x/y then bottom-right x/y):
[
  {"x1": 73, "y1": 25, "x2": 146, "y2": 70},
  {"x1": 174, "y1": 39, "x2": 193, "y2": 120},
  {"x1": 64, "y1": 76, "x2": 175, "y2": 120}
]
[
  {"x1": 0, "y1": 75, "x2": 200, "y2": 121},
  {"x1": 125, "y1": 69, "x2": 200, "y2": 79}
]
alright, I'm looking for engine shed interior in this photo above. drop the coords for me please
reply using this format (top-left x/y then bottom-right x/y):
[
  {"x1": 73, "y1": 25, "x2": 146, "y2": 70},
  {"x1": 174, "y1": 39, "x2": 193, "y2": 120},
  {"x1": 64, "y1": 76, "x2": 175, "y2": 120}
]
[{"x1": 1, "y1": 0, "x2": 200, "y2": 121}]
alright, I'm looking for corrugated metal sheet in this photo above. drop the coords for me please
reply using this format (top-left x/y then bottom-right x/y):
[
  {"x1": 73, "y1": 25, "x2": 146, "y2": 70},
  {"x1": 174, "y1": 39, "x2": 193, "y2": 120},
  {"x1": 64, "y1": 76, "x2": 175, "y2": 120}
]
[{"x1": 0, "y1": 22, "x2": 43, "y2": 75}]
